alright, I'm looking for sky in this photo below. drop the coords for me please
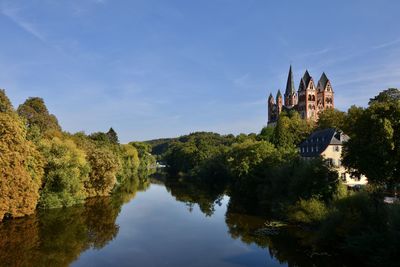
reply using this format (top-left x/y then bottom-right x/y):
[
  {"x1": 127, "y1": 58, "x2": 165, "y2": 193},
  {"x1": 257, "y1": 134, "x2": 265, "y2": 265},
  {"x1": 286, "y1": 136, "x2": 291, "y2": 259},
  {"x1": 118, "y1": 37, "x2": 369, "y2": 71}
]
[{"x1": 1, "y1": 0, "x2": 400, "y2": 142}]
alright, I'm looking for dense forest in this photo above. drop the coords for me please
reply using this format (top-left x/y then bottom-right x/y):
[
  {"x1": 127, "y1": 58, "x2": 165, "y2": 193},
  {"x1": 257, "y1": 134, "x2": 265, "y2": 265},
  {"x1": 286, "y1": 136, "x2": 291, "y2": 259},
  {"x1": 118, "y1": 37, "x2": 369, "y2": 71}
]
[
  {"x1": 152, "y1": 88, "x2": 400, "y2": 266},
  {"x1": 0, "y1": 89, "x2": 155, "y2": 220}
]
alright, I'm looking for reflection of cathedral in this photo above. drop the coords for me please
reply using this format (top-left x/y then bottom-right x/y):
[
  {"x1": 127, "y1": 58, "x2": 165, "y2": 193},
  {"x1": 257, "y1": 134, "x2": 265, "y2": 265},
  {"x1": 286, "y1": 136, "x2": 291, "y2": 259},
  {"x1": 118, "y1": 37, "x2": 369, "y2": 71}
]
[{"x1": 268, "y1": 66, "x2": 334, "y2": 124}]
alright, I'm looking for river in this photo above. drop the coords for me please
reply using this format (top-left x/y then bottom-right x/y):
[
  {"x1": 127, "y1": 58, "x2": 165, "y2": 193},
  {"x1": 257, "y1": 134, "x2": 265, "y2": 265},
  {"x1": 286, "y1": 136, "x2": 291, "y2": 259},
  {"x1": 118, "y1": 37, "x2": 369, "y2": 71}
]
[{"x1": 0, "y1": 177, "x2": 343, "y2": 267}]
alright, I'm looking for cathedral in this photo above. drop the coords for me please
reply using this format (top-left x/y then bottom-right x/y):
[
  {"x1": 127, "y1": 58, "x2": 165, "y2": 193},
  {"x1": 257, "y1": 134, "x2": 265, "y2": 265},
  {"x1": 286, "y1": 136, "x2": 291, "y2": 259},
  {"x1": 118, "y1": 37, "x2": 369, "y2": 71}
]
[{"x1": 268, "y1": 66, "x2": 334, "y2": 125}]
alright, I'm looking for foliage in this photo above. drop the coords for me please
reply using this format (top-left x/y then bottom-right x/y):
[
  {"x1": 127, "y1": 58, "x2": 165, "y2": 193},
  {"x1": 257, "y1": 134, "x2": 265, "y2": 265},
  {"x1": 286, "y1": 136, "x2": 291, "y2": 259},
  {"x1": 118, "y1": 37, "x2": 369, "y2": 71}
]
[
  {"x1": 316, "y1": 108, "x2": 346, "y2": 130},
  {"x1": 369, "y1": 88, "x2": 400, "y2": 104},
  {"x1": 226, "y1": 139, "x2": 278, "y2": 178},
  {"x1": 106, "y1": 127, "x2": 119, "y2": 144},
  {"x1": 0, "y1": 91, "x2": 44, "y2": 220},
  {"x1": 144, "y1": 137, "x2": 175, "y2": 158},
  {"x1": 272, "y1": 111, "x2": 312, "y2": 148},
  {"x1": 259, "y1": 126, "x2": 274, "y2": 142},
  {"x1": 130, "y1": 142, "x2": 156, "y2": 176},
  {"x1": 287, "y1": 198, "x2": 328, "y2": 225},
  {"x1": 163, "y1": 132, "x2": 233, "y2": 177},
  {"x1": 117, "y1": 144, "x2": 140, "y2": 183},
  {"x1": 84, "y1": 145, "x2": 120, "y2": 197},
  {"x1": 343, "y1": 90, "x2": 400, "y2": 187},
  {"x1": 17, "y1": 97, "x2": 61, "y2": 138},
  {"x1": 38, "y1": 137, "x2": 90, "y2": 209},
  {"x1": 0, "y1": 89, "x2": 13, "y2": 113}
]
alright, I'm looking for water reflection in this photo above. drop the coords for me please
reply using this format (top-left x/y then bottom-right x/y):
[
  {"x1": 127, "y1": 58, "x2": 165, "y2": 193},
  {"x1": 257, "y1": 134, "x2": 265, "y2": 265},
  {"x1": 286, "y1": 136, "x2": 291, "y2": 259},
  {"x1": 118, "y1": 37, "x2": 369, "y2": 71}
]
[
  {"x1": 163, "y1": 175, "x2": 344, "y2": 267},
  {"x1": 0, "y1": 175, "x2": 347, "y2": 267},
  {"x1": 0, "y1": 176, "x2": 149, "y2": 267},
  {"x1": 164, "y1": 176, "x2": 226, "y2": 216}
]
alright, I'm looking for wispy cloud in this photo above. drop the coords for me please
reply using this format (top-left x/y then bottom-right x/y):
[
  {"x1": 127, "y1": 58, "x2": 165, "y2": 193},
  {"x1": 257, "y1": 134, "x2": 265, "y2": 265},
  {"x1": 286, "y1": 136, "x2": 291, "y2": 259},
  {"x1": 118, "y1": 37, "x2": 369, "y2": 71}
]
[
  {"x1": 296, "y1": 47, "x2": 337, "y2": 59},
  {"x1": 0, "y1": 4, "x2": 46, "y2": 42},
  {"x1": 372, "y1": 38, "x2": 400, "y2": 50}
]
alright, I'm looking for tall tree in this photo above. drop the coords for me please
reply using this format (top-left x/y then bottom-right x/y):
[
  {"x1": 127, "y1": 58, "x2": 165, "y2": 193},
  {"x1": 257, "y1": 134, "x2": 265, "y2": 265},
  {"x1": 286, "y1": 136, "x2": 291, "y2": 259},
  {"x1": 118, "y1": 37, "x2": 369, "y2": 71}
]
[
  {"x1": 17, "y1": 97, "x2": 61, "y2": 137},
  {"x1": 343, "y1": 89, "x2": 400, "y2": 188},
  {"x1": 0, "y1": 90, "x2": 44, "y2": 220},
  {"x1": 0, "y1": 89, "x2": 13, "y2": 113},
  {"x1": 107, "y1": 127, "x2": 119, "y2": 144}
]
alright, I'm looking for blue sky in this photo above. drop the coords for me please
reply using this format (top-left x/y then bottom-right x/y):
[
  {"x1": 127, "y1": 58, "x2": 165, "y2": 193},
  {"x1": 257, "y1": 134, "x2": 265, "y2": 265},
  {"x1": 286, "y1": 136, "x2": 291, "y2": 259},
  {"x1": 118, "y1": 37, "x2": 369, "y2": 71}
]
[{"x1": 1, "y1": 0, "x2": 400, "y2": 142}]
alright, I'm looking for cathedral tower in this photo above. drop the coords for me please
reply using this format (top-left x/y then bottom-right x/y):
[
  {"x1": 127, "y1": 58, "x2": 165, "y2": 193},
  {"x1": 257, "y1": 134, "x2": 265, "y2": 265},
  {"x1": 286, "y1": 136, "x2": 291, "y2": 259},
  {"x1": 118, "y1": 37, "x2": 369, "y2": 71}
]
[
  {"x1": 276, "y1": 90, "x2": 283, "y2": 114},
  {"x1": 268, "y1": 93, "x2": 276, "y2": 123},
  {"x1": 284, "y1": 65, "x2": 297, "y2": 107},
  {"x1": 317, "y1": 72, "x2": 334, "y2": 112},
  {"x1": 297, "y1": 70, "x2": 317, "y2": 120}
]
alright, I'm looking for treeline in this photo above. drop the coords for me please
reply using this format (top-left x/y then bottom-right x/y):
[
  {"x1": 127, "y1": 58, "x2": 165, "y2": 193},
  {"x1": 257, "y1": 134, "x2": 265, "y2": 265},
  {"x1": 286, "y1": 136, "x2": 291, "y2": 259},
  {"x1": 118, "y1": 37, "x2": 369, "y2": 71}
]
[
  {"x1": 156, "y1": 88, "x2": 400, "y2": 266},
  {"x1": 0, "y1": 89, "x2": 155, "y2": 221}
]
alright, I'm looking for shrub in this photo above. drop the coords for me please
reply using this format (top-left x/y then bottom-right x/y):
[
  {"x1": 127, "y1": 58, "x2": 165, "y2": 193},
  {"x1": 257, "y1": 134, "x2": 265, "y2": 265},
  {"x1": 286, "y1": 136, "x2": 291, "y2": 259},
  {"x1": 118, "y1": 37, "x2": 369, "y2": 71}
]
[{"x1": 287, "y1": 198, "x2": 329, "y2": 225}]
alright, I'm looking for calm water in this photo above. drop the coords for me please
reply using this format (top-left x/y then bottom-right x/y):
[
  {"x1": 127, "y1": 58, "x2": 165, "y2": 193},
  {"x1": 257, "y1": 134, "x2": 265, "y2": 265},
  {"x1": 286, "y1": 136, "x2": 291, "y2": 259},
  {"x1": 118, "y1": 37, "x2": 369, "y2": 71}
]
[{"x1": 0, "y1": 178, "x2": 341, "y2": 267}]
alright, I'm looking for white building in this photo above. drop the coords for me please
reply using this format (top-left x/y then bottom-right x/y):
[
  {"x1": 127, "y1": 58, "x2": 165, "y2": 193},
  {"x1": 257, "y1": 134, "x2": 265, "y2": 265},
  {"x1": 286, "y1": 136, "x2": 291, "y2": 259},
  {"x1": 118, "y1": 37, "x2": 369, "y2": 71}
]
[{"x1": 299, "y1": 128, "x2": 368, "y2": 187}]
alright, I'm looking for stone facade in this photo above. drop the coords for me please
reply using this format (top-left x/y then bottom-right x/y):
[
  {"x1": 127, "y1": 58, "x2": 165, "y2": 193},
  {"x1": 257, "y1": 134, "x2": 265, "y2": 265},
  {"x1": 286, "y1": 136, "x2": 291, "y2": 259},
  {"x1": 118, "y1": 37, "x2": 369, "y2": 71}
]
[{"x1": 268, "y1": 66, "x2": 334, "y2": 124}]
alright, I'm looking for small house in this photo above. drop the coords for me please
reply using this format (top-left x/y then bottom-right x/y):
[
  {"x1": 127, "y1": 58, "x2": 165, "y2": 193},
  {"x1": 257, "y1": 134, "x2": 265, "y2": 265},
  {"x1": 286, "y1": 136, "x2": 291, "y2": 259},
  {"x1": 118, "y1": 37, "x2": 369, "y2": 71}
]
[{"x1": 299, "y1": 128, "x2": 367, "y2": 187}]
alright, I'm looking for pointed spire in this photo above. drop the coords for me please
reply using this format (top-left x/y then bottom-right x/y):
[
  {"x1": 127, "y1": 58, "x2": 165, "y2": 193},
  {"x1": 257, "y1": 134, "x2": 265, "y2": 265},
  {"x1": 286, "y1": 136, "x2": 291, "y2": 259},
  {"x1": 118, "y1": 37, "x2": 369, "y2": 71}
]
[
  {"x1": 318, "y1": 72, "x2": 329, "y2": 89},
  {"x1": 268, "y1": 93, "x2": 274, "y2": 102},
  {"x1": 276, "y1": 89, "x2": 282, "y2": 98},
  {"x1": 285, "y1": 65, "x2": 296, "y2": 96},
  {"x1": 302, "y1": 70, "x2": 312, "y2": 87}
]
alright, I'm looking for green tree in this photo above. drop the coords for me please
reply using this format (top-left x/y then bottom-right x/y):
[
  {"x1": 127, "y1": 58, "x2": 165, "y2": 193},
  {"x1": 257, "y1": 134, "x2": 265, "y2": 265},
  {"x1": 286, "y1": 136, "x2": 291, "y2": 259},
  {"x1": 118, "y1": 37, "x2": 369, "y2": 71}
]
[
  {"x1": 130, "y1": 141, "x2": 156, "y2": 176},
  {"x1": 107, "y1": 127, "x2": 119, "y2": 144},
  {"x1": 343, "y1": 89, "x2": 400, "y2": 188},
  {"x1": 38, "y1": 137, "x2": 90, "y2": 209},
  {"x1": 0, "y1": 89, "x2": 13, "y2": 113},
  {"x1": 17, "y1": 97, "x2": 61, "y2": 138},
  {"x1": 117, "y1": 144, "x2": 140, "y2": 183},
  {"x1": 226, "y1": 139, "x2": 278, "y2": 178},
  {"x1": 85, "y1": 146, "x2": 120, "y2": 197},
  {"x1": 369, "y1": 88, "x2": 400, "y2": 104},
  {"x1": 316, "y1": 108, "x2": 346, "y2": 130},
  {"x1": 272, "y1": 111, "x2": 312, "y2": 148},
  {"x1": 258, "y1": 126, "x2": 274, "y2": 142}
]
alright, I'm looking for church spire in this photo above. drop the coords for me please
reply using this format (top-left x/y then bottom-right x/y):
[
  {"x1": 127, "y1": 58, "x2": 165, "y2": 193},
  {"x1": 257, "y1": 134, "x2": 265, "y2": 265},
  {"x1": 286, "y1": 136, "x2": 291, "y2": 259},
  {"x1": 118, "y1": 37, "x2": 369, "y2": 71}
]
[{"x1": 285, "y1": 65, "x2": 295, "y2": 97}]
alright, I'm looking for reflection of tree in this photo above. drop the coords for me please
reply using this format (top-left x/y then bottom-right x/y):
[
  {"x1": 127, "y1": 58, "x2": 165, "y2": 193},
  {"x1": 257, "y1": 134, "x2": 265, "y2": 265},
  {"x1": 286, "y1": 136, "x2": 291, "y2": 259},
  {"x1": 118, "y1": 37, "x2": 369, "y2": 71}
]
[
  {"x1": 224, "y1": 211, "x2": 346, "y2": 267},
  {"x1": 164, "y1": 176, "x2": 225, "y2": 216},
  {"x1": 0, "y1": 176, "x2": 149, "y2": 267}
]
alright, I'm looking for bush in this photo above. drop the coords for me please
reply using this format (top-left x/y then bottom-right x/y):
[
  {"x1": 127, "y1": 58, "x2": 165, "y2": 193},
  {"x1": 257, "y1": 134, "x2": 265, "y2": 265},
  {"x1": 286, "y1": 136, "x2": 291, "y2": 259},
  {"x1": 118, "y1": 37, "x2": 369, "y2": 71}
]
[{"x1": 287, "y1": 198, "x2": 329, "y2": 225}]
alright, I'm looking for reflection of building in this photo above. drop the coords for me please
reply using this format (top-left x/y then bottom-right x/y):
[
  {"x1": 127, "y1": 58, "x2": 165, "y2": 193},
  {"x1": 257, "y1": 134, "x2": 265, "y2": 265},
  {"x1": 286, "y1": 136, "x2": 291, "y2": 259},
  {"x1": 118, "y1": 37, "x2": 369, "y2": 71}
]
[
  {"x1": 268, "y1": 66, "x2": 334, "y2": 125},
  {"x1": 299, "y1": 128, "x2": 368, "y2": 187}
]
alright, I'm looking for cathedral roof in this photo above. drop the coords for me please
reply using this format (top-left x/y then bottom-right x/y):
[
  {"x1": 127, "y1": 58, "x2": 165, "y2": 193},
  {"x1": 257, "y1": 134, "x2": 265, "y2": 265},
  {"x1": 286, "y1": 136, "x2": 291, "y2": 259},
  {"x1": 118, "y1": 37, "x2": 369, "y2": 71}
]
[
  {"x1": 302, "y1": 70, "x2": 312, "y2": 87},
  {"x1": 276, "y1": 89, "x2": 282, "y2": 99},
  {"x1": 285, "y1": 65, "x2": 296, "y2": 96},
  {"x1": 268, "y1": 93, "x2": 274, "y2": 102},
  {"x1": 318, "y1": 72, "x2": 329, "y2": 90}
]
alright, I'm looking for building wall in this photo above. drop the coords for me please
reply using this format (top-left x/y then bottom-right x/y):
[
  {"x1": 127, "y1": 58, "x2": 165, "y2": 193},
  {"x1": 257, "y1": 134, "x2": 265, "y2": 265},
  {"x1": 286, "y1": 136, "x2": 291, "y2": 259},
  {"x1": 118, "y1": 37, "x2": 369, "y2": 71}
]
[{"x1": 321, "y1": 145, "x2": 368, "y2": 187}]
